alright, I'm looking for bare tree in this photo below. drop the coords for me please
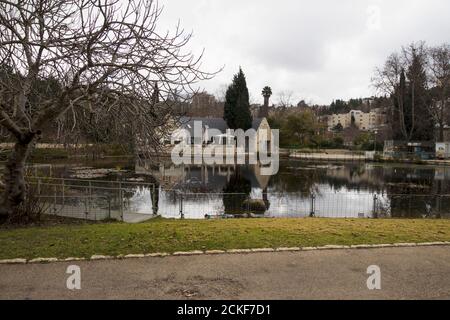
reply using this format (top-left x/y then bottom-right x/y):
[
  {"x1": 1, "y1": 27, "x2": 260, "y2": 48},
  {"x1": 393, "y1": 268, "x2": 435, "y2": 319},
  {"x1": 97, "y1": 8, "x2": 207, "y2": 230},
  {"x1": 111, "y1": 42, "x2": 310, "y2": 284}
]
[
  {"x1": 428, "y1": 44, "x2": 450, "y2": 141},
  {"x1": 373, "y1": 42, "x2": 431, "y2": 141},
  {"x1": 372, "y1": 53, "x2": 411, "y2": 140},
  {"x1": 0, "y1": 0, "x2": 215, "y2": 222},
  {"x1": 214, "y1": 84, "x2": 229, "y2": 103},
  {"x1": 277, "y1": 90, "x2": 294, "y2": 108}
]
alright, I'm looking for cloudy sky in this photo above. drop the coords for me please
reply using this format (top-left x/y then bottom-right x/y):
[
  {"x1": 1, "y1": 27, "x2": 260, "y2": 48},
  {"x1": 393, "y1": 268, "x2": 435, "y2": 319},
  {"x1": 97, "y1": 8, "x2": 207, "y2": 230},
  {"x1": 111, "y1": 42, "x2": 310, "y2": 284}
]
[{"x1": 158, "y1": 0, "x2": 450, "y2": 105}]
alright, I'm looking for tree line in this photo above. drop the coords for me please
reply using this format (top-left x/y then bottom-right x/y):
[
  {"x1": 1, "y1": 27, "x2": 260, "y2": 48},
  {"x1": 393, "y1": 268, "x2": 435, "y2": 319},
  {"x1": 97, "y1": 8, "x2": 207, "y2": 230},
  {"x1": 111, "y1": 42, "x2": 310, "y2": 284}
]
[{"x1": 373, "y1": 41, "x2": 450, "y2": 142}]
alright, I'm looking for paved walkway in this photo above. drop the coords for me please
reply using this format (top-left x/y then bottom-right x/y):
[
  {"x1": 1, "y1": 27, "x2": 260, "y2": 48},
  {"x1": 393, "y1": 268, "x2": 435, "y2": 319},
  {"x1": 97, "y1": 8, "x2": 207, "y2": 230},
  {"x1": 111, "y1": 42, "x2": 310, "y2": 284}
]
[{"x1": 1, "y1": 246, "x2": 449, "y2": 299}]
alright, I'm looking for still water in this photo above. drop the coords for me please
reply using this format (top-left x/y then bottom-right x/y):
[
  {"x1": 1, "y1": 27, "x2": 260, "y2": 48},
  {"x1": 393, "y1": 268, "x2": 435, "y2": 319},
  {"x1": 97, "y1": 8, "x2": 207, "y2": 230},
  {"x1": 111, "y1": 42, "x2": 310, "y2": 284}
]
[{"x1": 28, "y1": 158, "x2": 450, "y2": 219}]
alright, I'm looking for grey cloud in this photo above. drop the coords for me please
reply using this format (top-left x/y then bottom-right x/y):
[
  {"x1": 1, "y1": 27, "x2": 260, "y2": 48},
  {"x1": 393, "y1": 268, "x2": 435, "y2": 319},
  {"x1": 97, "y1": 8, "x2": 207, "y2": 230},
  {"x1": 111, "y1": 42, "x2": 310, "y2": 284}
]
[{"x1": 159, "y1": 0, "x2": 450, "y2": 105}]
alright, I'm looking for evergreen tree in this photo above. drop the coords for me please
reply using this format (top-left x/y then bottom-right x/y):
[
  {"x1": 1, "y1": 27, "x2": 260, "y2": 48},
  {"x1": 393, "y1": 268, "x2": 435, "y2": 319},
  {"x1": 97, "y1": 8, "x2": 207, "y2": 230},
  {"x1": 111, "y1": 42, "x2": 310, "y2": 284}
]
[
  {"x1": 393, "y1": 69, "x2": 408, "y2": 140},
  {"x1": 393, "y1": 47, "x2": 434, "y2": 141},
  {"x1": 406, "y1": 49, "x2": 433, "y2": 140},
  {"x1": 223, "y1": 68, "x2": 252, "y2": 130}
]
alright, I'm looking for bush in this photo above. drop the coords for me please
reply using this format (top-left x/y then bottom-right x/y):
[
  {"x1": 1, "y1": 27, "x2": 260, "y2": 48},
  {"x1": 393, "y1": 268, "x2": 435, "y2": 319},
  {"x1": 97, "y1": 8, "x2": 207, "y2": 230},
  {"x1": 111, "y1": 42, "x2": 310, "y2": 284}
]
[
  {"x1": 242, "y1": 199, "x2": 267, "y2": 213},
  {"x1": 318, "y1": 136, "x2": 344, "y2": 149},
  {"x1": 6, "y1": 182, "x2": 51, "y2": 224}
]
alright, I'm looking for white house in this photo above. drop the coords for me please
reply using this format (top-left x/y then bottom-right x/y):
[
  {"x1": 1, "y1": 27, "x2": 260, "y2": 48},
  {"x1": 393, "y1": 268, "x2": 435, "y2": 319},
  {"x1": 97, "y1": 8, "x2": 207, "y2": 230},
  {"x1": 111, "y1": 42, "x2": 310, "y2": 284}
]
[{"x1": 170, "y1": 117, "x2": 272, "y2": 153}]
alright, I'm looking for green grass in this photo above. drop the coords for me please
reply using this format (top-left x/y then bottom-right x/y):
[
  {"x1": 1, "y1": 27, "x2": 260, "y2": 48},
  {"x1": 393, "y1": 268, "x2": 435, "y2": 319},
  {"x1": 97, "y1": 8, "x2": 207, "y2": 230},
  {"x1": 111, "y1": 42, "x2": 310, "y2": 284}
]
[{"x1": 1, "y1": 218, "x2": 449, "y2": 260}]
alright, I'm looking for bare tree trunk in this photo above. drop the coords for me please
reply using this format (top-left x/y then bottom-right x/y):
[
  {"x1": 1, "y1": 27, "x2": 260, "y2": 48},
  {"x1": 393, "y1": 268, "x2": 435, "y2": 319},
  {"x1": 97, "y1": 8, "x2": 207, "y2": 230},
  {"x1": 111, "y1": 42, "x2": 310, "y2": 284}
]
[
  {"x1": 0, "y1": 138, "x2": 33, "y2": 222},
  {"x1": 439, "y1": 103, "x2": 444, "y2": 142},
  {"x1": 440, "y1": 97, "x2": 446, "y2": 141}
]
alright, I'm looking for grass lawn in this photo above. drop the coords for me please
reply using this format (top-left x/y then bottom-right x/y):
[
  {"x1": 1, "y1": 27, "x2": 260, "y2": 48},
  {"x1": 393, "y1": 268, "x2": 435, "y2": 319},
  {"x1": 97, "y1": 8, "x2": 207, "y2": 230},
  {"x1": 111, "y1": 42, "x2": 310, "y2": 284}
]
[{"x1": 1, "y1": 217, "x2": 449, "y2": 260}]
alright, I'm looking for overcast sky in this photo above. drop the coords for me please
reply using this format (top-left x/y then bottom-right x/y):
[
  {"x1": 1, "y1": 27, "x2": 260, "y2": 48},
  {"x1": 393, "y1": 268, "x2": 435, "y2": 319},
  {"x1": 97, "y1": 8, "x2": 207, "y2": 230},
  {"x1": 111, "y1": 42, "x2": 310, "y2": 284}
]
[{"x1": 158, "y1": 0, "x2": 450, "y2": 105}]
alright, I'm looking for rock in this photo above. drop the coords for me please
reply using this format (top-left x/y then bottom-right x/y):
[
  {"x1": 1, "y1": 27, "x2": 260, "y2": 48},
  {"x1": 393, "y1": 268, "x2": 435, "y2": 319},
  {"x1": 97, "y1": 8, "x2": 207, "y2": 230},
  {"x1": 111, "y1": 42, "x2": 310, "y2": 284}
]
[
  {"x1": 301, "y1": 247, "x2": 317, "y2": 251},
  {"x1": 416, "y1": 242, "x2": 446, "y2": 246},
  {"x1": 64, "y1": 257, "x2": 86, "y2": 262},
  {"x1": 29, "y1": 257, "x2": 59, "y2": 263},
  {"x1": 0, "y1": 258, "x2": 27, "y2": 264},
  {"x1": 145, "y1": 252, "x2": 169, "y2": 257},
  {"x1": 317, "y1": 245, "x2": 350, "y2": 250},
  {"x1": 393, "y1": 243, "x2": 417, "y2": 247},
  {"x1": 227, "y1": 249, "x2": 253, "y2": 254},
  {"x1": 205, "y1": 250, "x2": 226, "y2": 255},
  {"x1": 350, "y1": 244, "x2": 373, "y2": 249},
  {"x1": 276, "y1": 247, "x2": 301, "y2": 252},
  {"x1": 124, "y1": 254, "x2": 145, "y2": 259},
  {"x1": 251, "y1": 248, "x2": 275, "y2": 253},
  {"x1": 242, "y1": 199, "x2": 267, "y2": 213},
  {"x1": 90, "y1": 255, "x2": 112, "y2": 260},
  {"x1": 369, "y1": 244, "x2": 394, "y2": 248},
  {"x1": 172, "y1": 251, "x2": 204, "y2": 256}
]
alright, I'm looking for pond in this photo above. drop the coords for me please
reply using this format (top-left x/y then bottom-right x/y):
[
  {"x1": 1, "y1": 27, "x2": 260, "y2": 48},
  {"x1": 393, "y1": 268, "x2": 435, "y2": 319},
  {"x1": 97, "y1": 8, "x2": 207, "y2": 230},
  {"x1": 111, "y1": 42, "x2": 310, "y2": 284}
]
[{"x1": 18, "y1": 158, "x2": 450, "y2": 219}]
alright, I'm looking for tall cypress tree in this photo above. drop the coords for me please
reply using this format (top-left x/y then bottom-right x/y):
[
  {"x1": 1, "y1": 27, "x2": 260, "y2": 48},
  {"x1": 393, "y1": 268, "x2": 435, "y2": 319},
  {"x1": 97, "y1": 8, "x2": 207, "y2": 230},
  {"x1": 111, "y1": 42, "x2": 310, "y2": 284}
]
[
  {"x1": 223, "y1": 68, "x2": 252, "y2": 130},
  {"x1": 406, "y1": 50, "x2": 433, "y2": 141}
]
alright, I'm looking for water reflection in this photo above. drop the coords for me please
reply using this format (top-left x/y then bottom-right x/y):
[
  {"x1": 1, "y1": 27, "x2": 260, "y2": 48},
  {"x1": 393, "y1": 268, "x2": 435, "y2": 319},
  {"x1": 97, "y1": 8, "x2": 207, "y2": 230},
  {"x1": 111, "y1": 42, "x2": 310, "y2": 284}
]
[{"x1": 39, "y1": 159, "x2": 450, "y2": 219}]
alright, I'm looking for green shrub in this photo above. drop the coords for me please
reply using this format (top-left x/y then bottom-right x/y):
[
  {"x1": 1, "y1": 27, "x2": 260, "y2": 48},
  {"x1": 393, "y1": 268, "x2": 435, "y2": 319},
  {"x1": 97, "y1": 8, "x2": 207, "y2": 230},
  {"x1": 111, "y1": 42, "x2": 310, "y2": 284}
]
[{"x1": 242, "y1": 199, "x2": 267, "y2": 213}]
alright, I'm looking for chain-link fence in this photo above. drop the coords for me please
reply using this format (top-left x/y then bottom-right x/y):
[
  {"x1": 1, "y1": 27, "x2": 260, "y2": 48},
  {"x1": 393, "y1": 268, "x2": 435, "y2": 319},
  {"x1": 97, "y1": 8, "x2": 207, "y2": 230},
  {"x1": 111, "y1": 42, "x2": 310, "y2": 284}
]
[
  {"x1": 155, "y1": 191, "x2": 450, "y2": 219},
  {"x1": 26, "y1": 177, "x2": 157, "y2": 222},
  {"x1": 24, "y1": 176, "x2": 450, "y2": 221}
]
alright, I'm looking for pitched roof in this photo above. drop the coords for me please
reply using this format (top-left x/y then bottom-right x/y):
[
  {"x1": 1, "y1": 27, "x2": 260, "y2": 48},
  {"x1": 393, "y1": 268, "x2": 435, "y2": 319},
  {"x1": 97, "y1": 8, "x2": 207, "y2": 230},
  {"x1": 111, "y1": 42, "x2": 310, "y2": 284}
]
[
  {"x1": 179, "y1": 117, "x2": 265, "y2": 133},
  {"x1": 252, "y1": 118, "x2": 263, "y2": 130}
]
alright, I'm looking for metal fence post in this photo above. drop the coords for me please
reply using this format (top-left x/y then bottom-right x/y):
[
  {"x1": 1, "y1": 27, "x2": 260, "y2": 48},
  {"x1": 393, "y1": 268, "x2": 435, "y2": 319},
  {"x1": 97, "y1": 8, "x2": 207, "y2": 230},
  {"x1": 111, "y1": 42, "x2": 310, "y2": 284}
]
[
  {"x1": 152, "y1": 184, "x2": 156, "y2": 215},
  {"x1": 309, "y1": 193, "x2": 316, "y2": 217},
  {"x1": 108, "y1": 197, "x2": 111, "y2": 220},
  {"x1": 372, "y1": 194, "x2": 378, "y2": 217},
  {"x1": 436, "y1": 195, "x2": 441, "y2": 217},
  {"x1": 408, "y1": 195, "x2": 412, "y2": 217},
  {"x1": 88, "y1": 181, "x2": 92, "y2": 214},
  {"x1": 62, "y1": 178, "x2": 65, "y2": 206},
  {"x1": 119, "y1": 181, "x2": 124, "y2": 221},
  {"x1": 179, "y1": 192, "x2": 184, "y2": 219},
  {"x1": 84, "y1": 197, "x2": 88, "y2": 220},
  {"x1": 53, "y1": 184, "x2": 57, "y2": 213}
]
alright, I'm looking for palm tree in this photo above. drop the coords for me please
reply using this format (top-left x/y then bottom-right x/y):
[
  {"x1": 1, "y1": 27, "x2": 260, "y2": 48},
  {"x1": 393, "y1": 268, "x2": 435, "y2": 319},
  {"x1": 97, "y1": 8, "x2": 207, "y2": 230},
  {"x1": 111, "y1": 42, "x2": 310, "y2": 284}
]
[
  {"x1": 262, "y1": 86, "x2": 272, "y2": 99},
  {"x1": 260, "y1": 86, "x2": 272, "y2": 117}
]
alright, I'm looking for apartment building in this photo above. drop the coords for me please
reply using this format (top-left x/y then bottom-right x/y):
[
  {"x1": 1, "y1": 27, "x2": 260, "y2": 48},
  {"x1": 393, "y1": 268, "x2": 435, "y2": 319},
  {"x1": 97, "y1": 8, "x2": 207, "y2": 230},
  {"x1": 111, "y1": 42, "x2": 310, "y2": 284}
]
[{"x1": 326, "y1": 108, "x2": 386, "y2": 131}]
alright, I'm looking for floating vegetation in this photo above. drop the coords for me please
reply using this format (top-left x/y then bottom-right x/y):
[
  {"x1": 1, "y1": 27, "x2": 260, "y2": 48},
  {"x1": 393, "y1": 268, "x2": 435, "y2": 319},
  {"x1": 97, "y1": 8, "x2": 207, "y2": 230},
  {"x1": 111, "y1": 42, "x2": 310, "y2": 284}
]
[
  {"x1": 70, "y1": 167, "x2": 126, "y2": 179},
  {"x1": 386, "y1": 182, "x2": 431, "y2": 189}
]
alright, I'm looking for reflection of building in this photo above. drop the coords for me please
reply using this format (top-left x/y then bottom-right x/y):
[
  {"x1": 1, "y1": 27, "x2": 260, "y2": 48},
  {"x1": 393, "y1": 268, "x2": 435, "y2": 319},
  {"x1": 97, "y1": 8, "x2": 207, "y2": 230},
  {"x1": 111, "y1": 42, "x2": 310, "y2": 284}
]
[
  {"x1": 326, "y1": 108, "x2": 388, "y2": 131},
  {"x1": 136, "y1": 160, "x2": 271, "y2": 192},
  {"x1": 322, "y1": 164, "x2": 385, "y2": 188},
  {"x1": 435, "y1": 167, "x2": 450, "y2": 181}
]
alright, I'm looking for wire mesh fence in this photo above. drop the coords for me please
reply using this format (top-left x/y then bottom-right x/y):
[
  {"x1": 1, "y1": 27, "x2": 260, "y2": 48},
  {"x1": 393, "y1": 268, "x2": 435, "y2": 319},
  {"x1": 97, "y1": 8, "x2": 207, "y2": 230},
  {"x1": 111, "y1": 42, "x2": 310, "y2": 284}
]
[
  {"x1": 155, "y1": 191, "x2": 450, "y2": 219},
  {"x1": 24, "y1": 176, "x2": 450, "y2": 220},
  {"x1": 38, "y1": 196, "x2": 113, "y2": 221},
  {"x1": 26, "y1": 176, "x2": 158, "y2": 221}
]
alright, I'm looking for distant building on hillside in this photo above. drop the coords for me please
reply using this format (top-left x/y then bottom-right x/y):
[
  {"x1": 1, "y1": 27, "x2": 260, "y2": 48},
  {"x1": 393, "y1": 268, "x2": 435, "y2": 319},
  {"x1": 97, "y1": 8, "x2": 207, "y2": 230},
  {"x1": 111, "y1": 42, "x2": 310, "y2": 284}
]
[{"x1": 325, "y1": 108, "x2": 388, "y2": 132}]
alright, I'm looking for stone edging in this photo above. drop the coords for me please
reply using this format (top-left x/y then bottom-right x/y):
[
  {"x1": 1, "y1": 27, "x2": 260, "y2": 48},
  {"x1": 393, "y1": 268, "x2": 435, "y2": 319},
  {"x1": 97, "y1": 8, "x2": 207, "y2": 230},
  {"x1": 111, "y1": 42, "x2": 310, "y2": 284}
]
[{"x1": 1, "y1": 242, "x2": 449, "y2": 265}]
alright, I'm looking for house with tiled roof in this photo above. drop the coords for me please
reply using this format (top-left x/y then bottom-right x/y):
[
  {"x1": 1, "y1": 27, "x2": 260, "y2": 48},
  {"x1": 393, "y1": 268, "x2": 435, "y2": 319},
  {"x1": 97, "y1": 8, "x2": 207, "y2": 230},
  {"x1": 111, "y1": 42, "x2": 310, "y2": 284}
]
[{"x1": 170, "y1": 116, "x2": 272, "y2": 153}]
